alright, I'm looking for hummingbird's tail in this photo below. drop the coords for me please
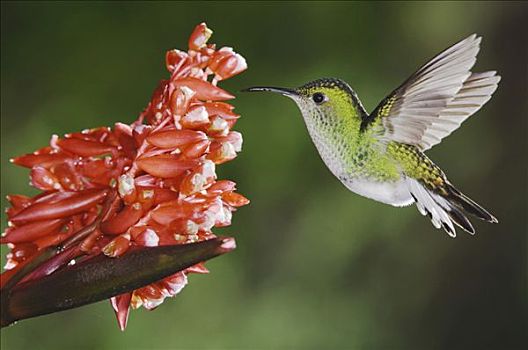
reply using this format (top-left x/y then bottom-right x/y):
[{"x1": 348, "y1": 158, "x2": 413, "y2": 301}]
[
  {"x1": 408, "y1": 179, "x2": 497, "y2": 237},
  {"x1": 444, "y1": 183, "x2": 498, "y2": 224}
]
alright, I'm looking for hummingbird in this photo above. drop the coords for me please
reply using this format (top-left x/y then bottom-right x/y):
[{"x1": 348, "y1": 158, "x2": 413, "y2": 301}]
[{"x1": 244, "y1": 34, "x2": 499, "y2": 237}]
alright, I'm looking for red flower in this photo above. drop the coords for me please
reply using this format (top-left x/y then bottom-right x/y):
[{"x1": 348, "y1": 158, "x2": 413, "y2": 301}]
[{"x1": 1, "y1": 22, "x2": 249, "y2": 330}]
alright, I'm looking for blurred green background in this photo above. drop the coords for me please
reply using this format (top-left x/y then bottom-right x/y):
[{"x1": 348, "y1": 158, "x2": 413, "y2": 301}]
[{"x1": 1, "y1": 1, "x2": 527, "y2": 349}]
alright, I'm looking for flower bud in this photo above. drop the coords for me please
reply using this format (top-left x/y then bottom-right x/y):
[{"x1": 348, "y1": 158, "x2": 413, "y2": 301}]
[
  {"x1": 165, "y1": 49, "x2": 188, "y2": 73},
  {"x1": 188, "y1": 23, "x2": 213, "y2": 51}
]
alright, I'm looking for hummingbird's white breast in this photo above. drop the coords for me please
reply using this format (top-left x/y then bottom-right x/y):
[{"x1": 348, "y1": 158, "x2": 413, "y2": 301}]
[{"x1": 299, "y1": 104, "x2": 414, "y2": 207}]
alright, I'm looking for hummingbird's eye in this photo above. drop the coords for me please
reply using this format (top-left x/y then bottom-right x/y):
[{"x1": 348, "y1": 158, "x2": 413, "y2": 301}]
[{"x1": 312, "y1": 92, "x2": 327, "y2": 104}]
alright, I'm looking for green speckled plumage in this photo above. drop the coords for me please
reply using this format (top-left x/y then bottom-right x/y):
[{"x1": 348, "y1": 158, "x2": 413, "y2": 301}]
[
  {"x1": 297, "y1": 82, "x2": 402, "y2": 182},
  {"x1": 387, "y1": 143, "x2": 445, "y2": 192}
]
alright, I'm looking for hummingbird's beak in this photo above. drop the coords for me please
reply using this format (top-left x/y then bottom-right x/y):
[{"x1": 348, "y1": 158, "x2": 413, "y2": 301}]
[{"x1": 242, "y1": 86, "x2": 299, "y2": 97}]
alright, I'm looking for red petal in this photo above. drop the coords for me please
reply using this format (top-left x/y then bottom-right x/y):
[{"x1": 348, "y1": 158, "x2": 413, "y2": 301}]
[
  {"x1": 103, "y1": 235, "x2": 130, "y2": 257},
  {"x1": 134, "y1": 174, "x2": 157, "y2": 187},
  {"x1": 7, "y1": 194, "x2": 32, "y2": 210},
  {"x1": 1, "y1": 218, "x2": 64, "y2": 244},
  {"x1": 57, "y1": 138, "x2": 115, "y2": 157},
  {"x1": 211, "y1": 52, "x2": 247, "y2": 80},
  {"x1": 204, "y1": 102, "x2": 239, "y2": 119},
  {"x1": 53, "y1": 162, "x2": 83, "y2": 191},
  {"x1": 80, "y1": 228, "x2": 103, "y2": 253},
  {"x1": 138, "y1": 191, "x2": 155, "y2": 213},
  {"x1": 114, "y1": 122, "x2": 133, "y2": 137},
  {"x1": 188, "y1": 22, "x2": 212, "y2": 51},
  {"x1": 150, "y1": 201, "x2": 205, "y2": 226},
  {"x1": 165, "y1": 49, "x2": 188, "y2": 73},
  {"x1": 206, "y1": 141, "x2": 237, "y2": 164},
  {"x1": 11, "y1": 188, "x2": 108, "y2": 224},
  {"x1": 136, "y1": 155, "x2": 199, "y2": 178},
  {"x1": 144, "y1": 82, "x2": 168, "y2": 124},
  {"x1": 168, "y1": 86, "x2": 194, "y2": 117},
  {"x1": 81, "y1": 159, "x2": 109, "y2": 178},
  {"x1": 186, "y1": 262, "x2": 209, "y2": 274},
  {"x1": 118, "y1": 174, "x2": 137, "y2": 204},
  {"x1": 222, "y1": 192, "x2": 250, "y2": 207},
  {"x1": 182, "y1": 139, "x2": 210, "y2": 159},
  {"x1": 172, "y1": 77, "x2": 234, "y2": 101},
  {"x1": 207, "y1": 116, "x2": 229, "y2": 136},
  {"x1": 150, "y1": 203, "x2": 182, "y2": 226},
  {"x1": 133, "y1": 228, "x2": 160, "y2": 247},
  {"x1": 216, "y1": 56, "x2": 239, "y2": 78},
  {"x1": 169, "y1": 218, "x2": 199, "y2": 236},
  {"x1": 134, "y1": 284, "x2": 165, "y2": 310},
  {"x1": 147, "y1": 129, "x2": 206, "y2": 149},
  {"x1": 225, "y1": 118, "x2": 238, "y2": 130},
  {"x1": 66, "y1": 127, "x2": 113, "y2": 143},
  {"x1": 8, "y1": 242, "x2": 38, "y2": 263},
  {"x1": 208, "y1": 180, "x2": 237, "y2": 194},
  {"x1": 159, "y1": 175, "x2": 185, "y2": 192},
  {"x1": 215, "y1": 131, "x2": 243, "y2": 152},
  {"x1": 11, "y1": 153, "x2": 71, "y2": 168},
  {"x1": 34, "y1": 232, "x2": 70, "y2": 249},
  {"x1": 114, "y1": 123, "x2": 137, "y2": 160},
  {"x1": 30, "y1": 166, "x2": 61, "y2": 191},
  {"x1": 180, "y1": 160, "x2": 216, "y2": 196},
  {"x1": 181, "y1": 106, "x2": 210, "y2": 128},
  {"x1": 100, "y1": 203, "x2": 144, "y2": 235},
  {"x1": 32, "y1": 190, "x2": 78, "y2": 205},
  {"x1": 159, "y1": 271, "x2": 188, "y2": 296},
  {"x1": 208, "y1": 49, "x2": 233, "y2": 72},
  {"x1": 149, "y1": 188, "x2": 179, "y2": 205},
  {"x1": 6, "y1": 194, "x2": 33, "y2": 217},
  {"x1": 133, "y1": 124, "x2": 153, "y2": 145},
  {"x1": 111, "y1": 293, "x2": 132, "y2": 331}
]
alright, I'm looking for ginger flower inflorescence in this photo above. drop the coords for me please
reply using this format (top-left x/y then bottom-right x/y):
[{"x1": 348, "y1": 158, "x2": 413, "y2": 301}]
[{"x1": 1, "y1": 23, "x2": 248, "y2": 330}]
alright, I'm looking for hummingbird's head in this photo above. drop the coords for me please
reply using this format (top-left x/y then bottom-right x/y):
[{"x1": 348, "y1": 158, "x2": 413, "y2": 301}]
[{"x1": 244, "y1": 78, "x2": 365, "y2": 125}]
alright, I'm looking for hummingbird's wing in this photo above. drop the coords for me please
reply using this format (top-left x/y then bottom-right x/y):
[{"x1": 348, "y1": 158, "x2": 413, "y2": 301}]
[{"x1": 368, "y1": 34, "x2": 500, "y2": 151}]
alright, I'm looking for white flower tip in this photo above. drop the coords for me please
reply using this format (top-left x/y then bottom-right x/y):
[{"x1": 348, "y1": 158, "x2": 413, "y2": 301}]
[
  {"x1": 221, "y1": 142, "x2": 236, "y2": 159},
  {"x1": 180, "y1": 86, "x2": 196, "y2": 99},
  {"x1": 202, "y1": 159, "x2": 217, "y2": 179},
  {"x1": 118, "y1": 174, "x2": 135, "y2": 197},
  {"x1": 143, "y1": 228, "x2": 159, "y2": 247},
  {"x1": 220, "y1": 237, "x2": 236, "y2": 251},
  {"x1": 184, "y1": 106, "x2": 209, "y2": 123}
]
